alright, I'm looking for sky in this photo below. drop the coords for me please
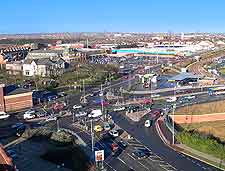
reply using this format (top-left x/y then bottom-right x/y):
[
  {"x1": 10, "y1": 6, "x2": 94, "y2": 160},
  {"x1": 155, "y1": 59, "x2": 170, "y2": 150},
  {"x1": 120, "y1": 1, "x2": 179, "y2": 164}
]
[{"x1": 0, "y1": 0, "x2": 225, "y2": 34}]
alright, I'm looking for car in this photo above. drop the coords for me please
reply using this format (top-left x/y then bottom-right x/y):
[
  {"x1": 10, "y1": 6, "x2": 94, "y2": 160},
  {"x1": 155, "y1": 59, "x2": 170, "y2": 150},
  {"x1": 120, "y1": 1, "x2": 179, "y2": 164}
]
[
  {"x1": 6, "y1": 150, "x2": 17, "y2": 159},
  {"x1": 25, "y1": 109, "x2": 35, "y2": 115},
  {"x1": 11, "y1": 122, "x2": 24, "y2": 129},
  {"x1": 45, "y1": 116, "x2": 57, "y2": 122},
  {"x1": 111, "y1": 143, "x2": 119, "y2": 153},
  {"x1": 88, "y1": 109, "x2": 102, "y2": 118},
  {"x1": 150, "y1": 94, "x2": 160, "y2": 98},
  {"x1": 166, "y1": 97, "x2": 177, "y2": 102},
  {"x1": 118, "y1": 140, "x2": 127, "y2": 149},
  {"x1": 23, "y1": 113, "x2": 36, "y2": 120},
  {"x1": 73, "y1": 105, "x2": 82, "y2": 110},
  {"x1": 94, "y1": 125, "x2": 103, "y2": 132},
  {"x1": 131, "y1": 149, "x2": 149, "y2": 159},
  {"x1": 184, "y1": 95, "x2": 196, "y2": 100},
  {"x1": 36, "y1": 111, "x2": 47, "y2": 118},
  {"x1": 58, "y1": 92, "x2": 67, "y2": 97},
  {"x1": 113, "y1": 106, "x2": 126, "y2": 112},
  {"x1": 75, "y1": 111, "x2": 87, "y2": 117},
  {"x1": 16, "y1": 125, "x2": 26, "y2": 136},
  {"x1": 109, "y1": 130, "x2": 119, "y2": 137},
  {"x1": 47, "y1": 95, "x2": 58, "y2": 102},
  {"x1": 144, "y1": 120, "x2": 151, "y2": 127},
  {"x1": 99, "y1": 92, "x2": 104, "y2": 96},
  {"x1": 103, "y1": 122, "x2": 111, "y2": 131},
  {"x1": 0, "y1": 112, "x2": 10, "y2": 120}
]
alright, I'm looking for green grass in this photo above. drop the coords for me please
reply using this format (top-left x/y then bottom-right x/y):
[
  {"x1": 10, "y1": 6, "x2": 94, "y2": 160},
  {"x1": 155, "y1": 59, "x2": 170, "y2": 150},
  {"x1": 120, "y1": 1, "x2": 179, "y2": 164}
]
[
  {"x1": 177, "y1": 131, "x2": 225, "y2": 160},
  {"x1": 219, "y1": 67, "x2": 225, "y2": 75}
]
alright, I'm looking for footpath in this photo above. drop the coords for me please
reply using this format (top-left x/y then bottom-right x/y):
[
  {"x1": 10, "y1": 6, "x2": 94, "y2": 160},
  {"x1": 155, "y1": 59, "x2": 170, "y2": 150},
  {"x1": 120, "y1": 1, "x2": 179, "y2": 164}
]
[{"x1": 155, "y1": 117, "x2": 225, "y2": 170}]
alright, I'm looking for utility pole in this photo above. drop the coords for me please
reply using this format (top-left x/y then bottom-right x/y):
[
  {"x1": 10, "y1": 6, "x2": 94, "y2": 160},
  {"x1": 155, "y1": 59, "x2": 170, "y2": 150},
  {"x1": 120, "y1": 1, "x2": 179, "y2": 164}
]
[
  {"x1": 172, "y1": 83, "x2": 176, "y2": 145},
  {"x1": 91, "y1": 119, "x2": 94, "y2": 152},
  {"x1": 57, "y1": 118, "x2": 60, "y2": 132}
]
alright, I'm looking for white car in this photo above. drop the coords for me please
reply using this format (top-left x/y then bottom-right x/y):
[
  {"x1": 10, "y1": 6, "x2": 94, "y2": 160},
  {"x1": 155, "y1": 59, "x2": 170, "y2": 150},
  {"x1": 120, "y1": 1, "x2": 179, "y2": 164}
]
[
  {"x1": 166, "y1": 97, "x2": 177, "y2": 102},
  {"x1": 113, "y1": 106, "x2": 126, "y2": 112},
  {"x1": 45, "y1": 116, "x2": 57, "y2": 122},
  {"x1": 0, "y1": 112, "x2": 10, "y2": 120},
  {"x1": 144, "y1": 120, "x2": 151, "y2": 127},
  {"x1": 75, "y1": 111, "x2": 87, "y2": 117},
  {"x1": 73, "y1": 105, "x2": 82, "y2": 110},
  {"x1": 88, "y1": 109, "x2": 102, "y2": 118},
  {"x1": 24, "y1": 113, "x2": 36, "y2": 120},
  {"x1": 184, "y1": 95, "x2": 196, "y2": 100},
  {"x1": 151, "y1": 94, "x2": 160, "y2": 98},
  {"x1": 109, "y1": 130, "x2": 119, "y2": 137}
]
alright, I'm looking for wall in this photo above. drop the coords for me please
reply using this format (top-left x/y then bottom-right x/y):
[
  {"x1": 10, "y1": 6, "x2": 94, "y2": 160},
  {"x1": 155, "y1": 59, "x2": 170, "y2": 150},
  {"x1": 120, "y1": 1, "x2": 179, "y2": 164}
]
[
  {"x1": 4, "y1": 92, "x2": 33, "y2": 112},
  {"x1": 170, "y1": 113, "x2": 225, "y2": 124},
  {"x1": 0, "y1": 85, "x2": 5, "y2": 112}
]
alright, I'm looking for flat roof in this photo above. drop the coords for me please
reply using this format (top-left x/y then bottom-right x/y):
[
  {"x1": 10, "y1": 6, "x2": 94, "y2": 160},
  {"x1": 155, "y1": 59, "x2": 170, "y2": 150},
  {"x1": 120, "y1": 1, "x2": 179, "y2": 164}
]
[
  {"x1": 169, "y1": 72, "x2": 201, "y2": 81},
  {"x1": 4, "y1": 85, "x2": 31, "y2": 96}
]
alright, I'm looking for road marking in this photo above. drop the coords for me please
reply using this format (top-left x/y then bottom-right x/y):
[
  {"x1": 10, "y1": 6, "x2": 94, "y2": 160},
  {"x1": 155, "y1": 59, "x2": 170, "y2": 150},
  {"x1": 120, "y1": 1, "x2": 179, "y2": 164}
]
[
  {"x1": 117, "y1": 157, "x2": 127, "y2": 165},
  {"x1": 127, "y1": 153, "x2": 136, "y2": 160}
]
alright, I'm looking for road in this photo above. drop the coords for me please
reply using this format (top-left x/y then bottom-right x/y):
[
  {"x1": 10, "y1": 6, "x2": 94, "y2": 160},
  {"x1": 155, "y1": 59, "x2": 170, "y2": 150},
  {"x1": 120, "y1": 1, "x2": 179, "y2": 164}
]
[{"x1": 108, "y1": 111, "x2": 221, "y2": 171}]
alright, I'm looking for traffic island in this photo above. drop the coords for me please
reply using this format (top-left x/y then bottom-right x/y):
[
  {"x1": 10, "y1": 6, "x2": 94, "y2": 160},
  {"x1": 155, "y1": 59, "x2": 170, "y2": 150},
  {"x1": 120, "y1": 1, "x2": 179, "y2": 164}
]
[{"x1": 125, "y1": 110, "x2": 150, "y2": 122}]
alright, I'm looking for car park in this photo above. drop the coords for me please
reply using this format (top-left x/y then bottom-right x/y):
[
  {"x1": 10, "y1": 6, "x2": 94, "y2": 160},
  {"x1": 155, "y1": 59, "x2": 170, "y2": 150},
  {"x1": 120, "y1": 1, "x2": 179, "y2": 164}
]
[
  {"x1": 109, "y1": 129, "x2": 119, "y2": 137},
  {"x1": 94, "y1": 125, "x2": 103, "y2": 132}
]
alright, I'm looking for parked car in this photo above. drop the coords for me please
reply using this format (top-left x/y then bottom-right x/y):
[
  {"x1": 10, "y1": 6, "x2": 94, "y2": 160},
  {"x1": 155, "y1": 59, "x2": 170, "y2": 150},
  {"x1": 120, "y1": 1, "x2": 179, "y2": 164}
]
[
  {"x1": 184, "y1": 95, "x2": 196, "y2": 100},
  {"x1": 11, "y1": 122, "x2": 24, "y2": 129},
  {"x1": 24, "y1": 113, "x2": 36, "y2": 120},
  {"x1": 103, "y1": 122, "x2": 111, "y2": 131},
  {"x1": 109, "y1": 130, "x2": 119, "y2": 137},
  {"x1": 16, "y1": 125, "x2": 26, "y2": 136},
  {"x1": 94, "y1": 125, "x2": 103, "y2": 132},
  {"x1": 73, "y1": 105, "x2": 82, "y2": 110},
  {"x1": 113, "y1": 106, "x2": 125, "y2": 112},
  {"x1": 6, "y1": 150, "x2": 17, "y2": 159},
  {"x1": 88, "y1": 109, "x2": 102, "y2": 118},
  {"x1": 0, "y1": 112, "x2": 10, "y2": 120},
  {"x1": 111, "y1": 143, "x2": 119, "y2": 154},
  {"x1": 36, "y1": 111, "x2": 47, "y2": 118},
  {"x1": 132, "y1": 148, "x2": 149, "y2": 159},
  {"x1": 75, "y1": 111, "x2": 87, "y2": 117},
  {"x1": 118, "y1": 140, "x2": 127, "y2": 149},
  {"x1": 45, "y1": 116, "x2": 57, "y2": 122}
]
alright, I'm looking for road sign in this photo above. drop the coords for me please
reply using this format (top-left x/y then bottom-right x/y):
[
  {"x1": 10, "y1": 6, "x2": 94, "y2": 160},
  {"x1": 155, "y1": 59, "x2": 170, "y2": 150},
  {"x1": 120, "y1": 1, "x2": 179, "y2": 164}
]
[{"x1": 95, "y1": 150, "x2": 104, "y2": 162}]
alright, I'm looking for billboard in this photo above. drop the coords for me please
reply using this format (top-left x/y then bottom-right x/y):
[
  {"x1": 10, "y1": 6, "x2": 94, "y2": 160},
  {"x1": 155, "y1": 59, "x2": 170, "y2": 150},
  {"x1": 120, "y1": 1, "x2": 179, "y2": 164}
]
[{"x1": 95, "y1": 150, "x2": 104, "y2": 162}]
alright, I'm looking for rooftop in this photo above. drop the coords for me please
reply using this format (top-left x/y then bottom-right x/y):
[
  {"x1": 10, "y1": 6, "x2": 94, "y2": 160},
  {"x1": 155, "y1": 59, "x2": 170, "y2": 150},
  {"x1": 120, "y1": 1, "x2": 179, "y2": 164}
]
[
  {"x1": 4, "y1": 85, "x2": 31, "y2": 96},
  {"x1": 169, "y1": 72, "x2": 201, "y2": 81}
]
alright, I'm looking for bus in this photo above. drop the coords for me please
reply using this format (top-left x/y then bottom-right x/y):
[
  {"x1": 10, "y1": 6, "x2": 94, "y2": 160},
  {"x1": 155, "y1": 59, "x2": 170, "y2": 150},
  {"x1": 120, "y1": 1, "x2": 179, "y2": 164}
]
[{"x1": 208, "y1": 86, "x2": 225, "y2": 96}]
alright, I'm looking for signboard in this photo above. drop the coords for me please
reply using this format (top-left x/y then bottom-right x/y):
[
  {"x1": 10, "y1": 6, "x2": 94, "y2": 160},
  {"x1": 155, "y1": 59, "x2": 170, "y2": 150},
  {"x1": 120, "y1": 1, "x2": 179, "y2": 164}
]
[{"x1": 95, "y1": 150, "x2": 104, "y2": 162}]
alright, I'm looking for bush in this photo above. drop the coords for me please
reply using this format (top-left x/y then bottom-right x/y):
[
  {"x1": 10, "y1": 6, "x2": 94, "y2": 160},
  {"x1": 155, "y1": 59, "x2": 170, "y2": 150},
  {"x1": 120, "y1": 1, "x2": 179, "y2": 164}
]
[
  {"x1": 22, "y1": 127, "x2": 53, "y2": 139},
  {"x1": 177, "y1": 131, "x2": 225, "y2": 159},
  {"x1": 50, "y1": 131, "x2": 73, "y2": 144}
]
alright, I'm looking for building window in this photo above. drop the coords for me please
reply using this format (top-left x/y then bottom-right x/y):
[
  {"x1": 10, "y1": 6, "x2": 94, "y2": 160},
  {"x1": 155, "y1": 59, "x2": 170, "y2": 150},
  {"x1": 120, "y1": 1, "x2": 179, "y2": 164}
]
[{"x1": 25, "y1": 71, "x2": 29, "y2": 76}]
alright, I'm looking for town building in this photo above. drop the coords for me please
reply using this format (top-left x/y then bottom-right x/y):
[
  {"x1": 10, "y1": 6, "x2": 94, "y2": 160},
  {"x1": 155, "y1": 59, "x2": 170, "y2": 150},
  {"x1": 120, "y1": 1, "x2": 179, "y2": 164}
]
[
  {"x1": 5, "y1": 61, "x2": 23, "y2": 75},
  {"x1": 23, "y1": 57, "x2": 65, "y2": 77},
  {"x1": 0, "y1": 84, "x2": 33, "y2": 112}
]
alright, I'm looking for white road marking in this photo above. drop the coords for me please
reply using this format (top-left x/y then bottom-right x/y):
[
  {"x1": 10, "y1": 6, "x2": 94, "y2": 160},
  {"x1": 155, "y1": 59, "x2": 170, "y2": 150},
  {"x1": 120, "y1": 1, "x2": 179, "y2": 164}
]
[{"x1": 117, "y1": 157, "x2": 127, "y2": 165}]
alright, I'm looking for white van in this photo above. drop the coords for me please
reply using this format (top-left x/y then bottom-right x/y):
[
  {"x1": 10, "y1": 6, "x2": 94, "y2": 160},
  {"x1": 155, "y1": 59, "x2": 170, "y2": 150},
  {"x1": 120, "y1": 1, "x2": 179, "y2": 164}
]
[
  {"x1": 88, "y1": 109, "x2": 102, "y2": 118},
  {"x1": 0, "y1": 112, "x2": 10, "y2": 120}
]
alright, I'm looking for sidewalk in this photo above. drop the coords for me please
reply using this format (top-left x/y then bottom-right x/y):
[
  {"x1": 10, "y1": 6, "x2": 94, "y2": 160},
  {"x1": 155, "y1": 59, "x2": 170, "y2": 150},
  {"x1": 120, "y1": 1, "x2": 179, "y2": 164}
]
[{"x1": 155, "y1": 117, "x2": 225, "y2": 169}]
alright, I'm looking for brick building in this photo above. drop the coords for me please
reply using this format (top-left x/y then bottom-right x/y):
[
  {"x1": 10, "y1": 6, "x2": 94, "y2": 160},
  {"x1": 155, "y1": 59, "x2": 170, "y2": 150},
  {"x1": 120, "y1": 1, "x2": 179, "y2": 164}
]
[{"x1": 0, "y1": 84, "x2": 33, "y2": 112}]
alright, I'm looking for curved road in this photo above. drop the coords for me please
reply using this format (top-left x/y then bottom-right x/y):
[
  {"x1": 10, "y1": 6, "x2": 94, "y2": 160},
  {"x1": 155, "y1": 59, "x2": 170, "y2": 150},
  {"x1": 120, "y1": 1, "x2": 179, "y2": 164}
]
[{"x1": 109, "y1": 111, "x2": 221, "y2": 171}]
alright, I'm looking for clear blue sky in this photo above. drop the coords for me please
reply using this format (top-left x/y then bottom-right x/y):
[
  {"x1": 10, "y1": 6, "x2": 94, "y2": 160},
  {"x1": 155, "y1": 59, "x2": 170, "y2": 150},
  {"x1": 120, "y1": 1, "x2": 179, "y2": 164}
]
[{"x1": 0, "y1": 0, "x2": 225, "y2": 34}]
